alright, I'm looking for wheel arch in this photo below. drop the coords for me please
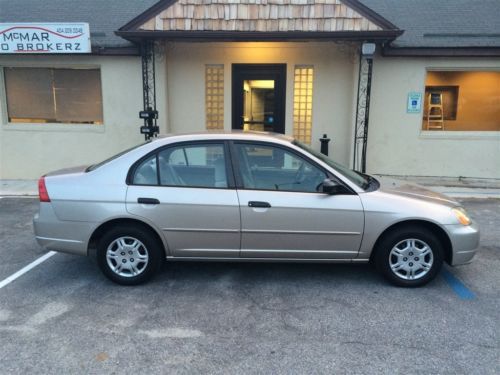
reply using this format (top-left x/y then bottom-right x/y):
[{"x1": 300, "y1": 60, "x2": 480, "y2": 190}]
[
  {"x1": 370, "y1": 219, "x2": 453, "y2": 265},
  {"x1": 87, "y1": 218, "x2": 168, "y2": 258}
]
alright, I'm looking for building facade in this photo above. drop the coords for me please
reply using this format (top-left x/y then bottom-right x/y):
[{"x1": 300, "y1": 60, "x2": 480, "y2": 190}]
[{"x1": 0, "y1": 0, "x2": 499, "y2": 180}]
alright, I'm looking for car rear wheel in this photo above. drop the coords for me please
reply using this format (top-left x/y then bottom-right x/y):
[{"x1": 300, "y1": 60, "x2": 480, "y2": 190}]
[
  {"x1": 374, "y1": 226, "x2": 444, "y2": 287},
  {"x1": 97, "y1": 225, "x2": 164, "y2": 285}
]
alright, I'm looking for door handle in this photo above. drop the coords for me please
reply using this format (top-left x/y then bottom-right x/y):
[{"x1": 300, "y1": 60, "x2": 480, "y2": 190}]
[
  {"x1": 137, "y1": 197, "x2": 160, "y2": 205},
  {"x1": 248, "y1": 201, "x2": 271, "y2": 208}
]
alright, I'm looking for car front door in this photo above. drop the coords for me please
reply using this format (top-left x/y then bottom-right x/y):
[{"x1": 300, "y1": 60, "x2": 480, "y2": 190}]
[
  {"x1": 232, "y1": 142, "x2": 364, "y2": 259},
  {"x1": 126, "y1": 142, "x2": 240, "y2": 258}
]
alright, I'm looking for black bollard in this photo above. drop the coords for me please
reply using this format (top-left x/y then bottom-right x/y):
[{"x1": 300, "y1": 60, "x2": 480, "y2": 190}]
[{"x1": 319, "y1": 134, "x2": 331, "y2": 156}]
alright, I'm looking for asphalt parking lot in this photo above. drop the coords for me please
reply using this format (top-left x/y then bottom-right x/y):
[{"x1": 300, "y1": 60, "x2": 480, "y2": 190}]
[{"x1": 0, "y1": 197, "x2": 499, "y2": 374}]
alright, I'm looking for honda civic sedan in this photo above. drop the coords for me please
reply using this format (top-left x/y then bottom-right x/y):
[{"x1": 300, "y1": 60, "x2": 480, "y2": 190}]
[{"x1": 34, "y1": 132, "x2": 479, "y2": 287}]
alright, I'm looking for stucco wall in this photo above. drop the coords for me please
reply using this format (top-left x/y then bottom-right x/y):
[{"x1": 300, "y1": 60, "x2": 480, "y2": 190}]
[
  {"x1": 0, "y1": 54, "x2": 155, "y2": 179},
  {"x1": 164, "y1": 42, "x2": 358, "y2": 167},
  {"x1": 368, "y1": 56, "x2": 500, "y2": 179}
]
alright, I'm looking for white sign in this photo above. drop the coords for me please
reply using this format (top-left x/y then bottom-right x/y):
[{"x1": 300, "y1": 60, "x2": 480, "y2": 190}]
[
  {"x1": 0, "y1": 23, "x2": 90, "y2": 54},
  {"x1": 407, "y1": 92, "x2": 422, "y2": 113}
]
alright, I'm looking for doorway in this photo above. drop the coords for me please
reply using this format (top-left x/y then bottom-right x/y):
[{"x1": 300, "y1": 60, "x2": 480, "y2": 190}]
[{"x1": 232, "y1": 64, "x2": 286, "y2": 134}]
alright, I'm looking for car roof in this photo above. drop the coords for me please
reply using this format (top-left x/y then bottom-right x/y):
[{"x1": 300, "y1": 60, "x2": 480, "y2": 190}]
[{"x1": 151, "y1": 130, "x2": 295, "y2": 144}]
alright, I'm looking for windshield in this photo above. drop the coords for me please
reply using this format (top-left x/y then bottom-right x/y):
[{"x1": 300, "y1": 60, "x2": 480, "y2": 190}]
[
  {"x1": 86, "y1": 141, "x2": 150, "y2": 172},
  {"x1": 293, "y1": 140, "x2": 371, "y2": 189}
]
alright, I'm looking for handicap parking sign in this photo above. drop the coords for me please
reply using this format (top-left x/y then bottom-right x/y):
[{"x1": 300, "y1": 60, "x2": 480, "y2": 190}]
[{"x1": 407, "y1": 92, "x2": 422, "y2": 113}]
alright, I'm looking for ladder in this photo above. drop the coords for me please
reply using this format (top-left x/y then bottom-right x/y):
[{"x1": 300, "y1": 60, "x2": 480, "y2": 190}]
[{"x1": 427, "y1": 92, "x2": 444, "y2": 130}]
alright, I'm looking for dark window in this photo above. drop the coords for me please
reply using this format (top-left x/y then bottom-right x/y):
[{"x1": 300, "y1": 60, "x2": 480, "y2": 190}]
[
  {"x1": 4, "y1": 67, "x2": 103, "y2": 124},
  {"x1": 235, "y1": 143, "x2": 326, "y2": 192},
  {"x1": 158, "y1": 144, "x2": 228, "y2": 188}
]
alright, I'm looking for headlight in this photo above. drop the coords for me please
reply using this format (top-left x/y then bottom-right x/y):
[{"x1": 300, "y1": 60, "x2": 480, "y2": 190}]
[{"x1": 452, "y1": 207, "x2": 471, "y2": 226}]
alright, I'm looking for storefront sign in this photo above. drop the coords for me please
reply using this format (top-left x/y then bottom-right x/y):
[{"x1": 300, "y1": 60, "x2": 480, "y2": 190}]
[
  {"x1": 407, "y1": 92, "x2": 422, "y2": 113},
  {"x1": 0, "y1": 23, "x2": 90, "y2": 53}
]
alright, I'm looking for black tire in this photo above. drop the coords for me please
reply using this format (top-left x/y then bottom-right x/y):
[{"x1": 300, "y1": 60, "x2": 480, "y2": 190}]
[
  {"x1": 374, "y1": 226, "x2": 444, "y2": 287},
  {"x1": 97, "y1": 224, "x2": 164, "y2": 285}
]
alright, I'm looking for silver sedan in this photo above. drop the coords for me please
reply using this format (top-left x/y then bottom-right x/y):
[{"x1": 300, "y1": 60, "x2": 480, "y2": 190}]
[{"x1": 33, "y1": 132, "x2": 479, "y2": 287}]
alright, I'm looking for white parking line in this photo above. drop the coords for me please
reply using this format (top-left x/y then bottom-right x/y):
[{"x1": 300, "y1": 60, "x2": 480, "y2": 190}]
[{"x1": 0, "y1": 251, "x2": 56, "y2": 289}]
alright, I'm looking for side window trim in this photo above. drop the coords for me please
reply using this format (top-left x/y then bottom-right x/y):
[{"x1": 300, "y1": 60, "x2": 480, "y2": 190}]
[
  {"x1": 128, "y1": 140, "x2": 236, "y2": 189},
  {"x1": 230, "y1": 140, "x2": 335, "y2": 193}
]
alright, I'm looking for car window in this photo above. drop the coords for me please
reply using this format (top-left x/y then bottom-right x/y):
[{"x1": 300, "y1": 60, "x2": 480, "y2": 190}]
[
  {"x1": 158, "y1": 144, "x2": 228, "y2": 188},
  {"x1": 293, "y1": 140, "x2": 370, "y2": 189},
  {"x1": 133, "y1": 155, "x2": 158, "y2": 185},
  {"x1": 235, "y1": 143, "x2": 327, "y2": 192}
]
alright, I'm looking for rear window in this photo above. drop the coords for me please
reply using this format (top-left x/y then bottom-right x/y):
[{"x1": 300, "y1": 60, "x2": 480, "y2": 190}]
[{"x1": 86, "y1": 142, "x2": 150, "y2": 172}]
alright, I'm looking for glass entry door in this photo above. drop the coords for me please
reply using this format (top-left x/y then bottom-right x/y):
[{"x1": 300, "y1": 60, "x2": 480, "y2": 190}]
[{"x1": 232, "y1": 64, "x2": 286, "y2": 134}]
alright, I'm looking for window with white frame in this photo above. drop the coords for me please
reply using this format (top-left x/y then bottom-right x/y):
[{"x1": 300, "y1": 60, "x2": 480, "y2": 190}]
[
  {"x1": 293, "y1": 65, "x2": 314, "y2": 144},
  {"x1": 422, "y1": 71, "x2": 500, "y2": 131},
  {"x1": 3, "y1": 67, "x2": 103, "y2": 124}
]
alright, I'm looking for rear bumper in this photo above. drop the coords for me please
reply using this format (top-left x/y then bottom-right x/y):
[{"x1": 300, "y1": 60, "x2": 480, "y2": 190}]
[
  {"x1": 444, "y1": 221, "x2": 480, "y2": 266},
  {"x1": 33, "y1": 203, "x2": 94, "y2": 256}
]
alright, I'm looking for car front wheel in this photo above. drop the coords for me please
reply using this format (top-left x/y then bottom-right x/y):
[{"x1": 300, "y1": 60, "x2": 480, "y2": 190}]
[
  {"x1": 374, "y1": 226, "x2": 444, "y2": 287},
  {"x1": 97, "y1": 225, "x2": 164, "y2": 285}
]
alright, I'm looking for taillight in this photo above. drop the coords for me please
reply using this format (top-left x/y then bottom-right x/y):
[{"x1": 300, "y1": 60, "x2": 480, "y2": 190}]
[{"x1": 38, "y1": 176, "x2": 51, "y2": 202}]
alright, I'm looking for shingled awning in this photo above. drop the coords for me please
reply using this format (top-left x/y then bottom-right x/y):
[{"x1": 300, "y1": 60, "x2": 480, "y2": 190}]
[{"x1": 116, "y1": 0, "x2": 402, "y2": 42}]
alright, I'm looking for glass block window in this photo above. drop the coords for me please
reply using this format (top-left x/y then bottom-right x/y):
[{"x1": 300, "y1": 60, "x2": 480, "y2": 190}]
[
  {"x1": 293, "y1": 66, "x2": 314, "y2": 144},
  {"x1": 205, "y1": 64, "x2": 224, "y2": 130}
]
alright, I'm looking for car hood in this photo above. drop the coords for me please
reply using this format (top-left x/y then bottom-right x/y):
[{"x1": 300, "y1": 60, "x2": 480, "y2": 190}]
[{"x1": 376, "y1": 177, "x2": 460, "y2": 207}]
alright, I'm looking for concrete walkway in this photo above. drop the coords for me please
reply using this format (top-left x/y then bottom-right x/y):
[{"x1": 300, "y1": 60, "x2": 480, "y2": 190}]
[{"x1": 2, "y1": 177, "x2": 500, "y2": 199}]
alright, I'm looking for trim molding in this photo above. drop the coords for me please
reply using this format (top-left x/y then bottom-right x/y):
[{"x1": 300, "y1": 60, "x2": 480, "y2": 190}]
[
  {"x1": 163, "y1": 228, "x2": 239, "y2": 233},
  {"x1": 340, "y1": 0, "x2": 399, "y2": 30},
  {"x1": 241, "y1": 229, "x2": 361, "y2": 235},
  {"x1": 119, "y1": 0, "x2": 178, "y2": 32}
]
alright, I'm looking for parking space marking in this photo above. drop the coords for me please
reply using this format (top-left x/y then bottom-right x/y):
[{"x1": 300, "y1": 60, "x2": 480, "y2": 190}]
[
  {"x1": 0, "y1": 251, "x2": 56, "y2": 289},
  {"x1": 442, "y1": 268, "x2": 475, "y2": 300}
]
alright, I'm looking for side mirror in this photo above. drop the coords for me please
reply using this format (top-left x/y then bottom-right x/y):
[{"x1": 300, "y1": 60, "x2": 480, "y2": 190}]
[{"x1": 320, "y1": 178, "x2": 351, "y2": 195}]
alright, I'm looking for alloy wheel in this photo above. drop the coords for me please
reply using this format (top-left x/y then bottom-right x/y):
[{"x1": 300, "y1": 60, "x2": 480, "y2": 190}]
[
  {"x1": 389, "y1": 238, "x2": 434, "y2": 281},
  {"x1": 106, "y1": 236, "x2": 149, "y2": 278}
]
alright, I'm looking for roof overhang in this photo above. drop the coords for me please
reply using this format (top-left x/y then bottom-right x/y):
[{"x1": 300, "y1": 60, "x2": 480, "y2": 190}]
[
  {"x1": 383, "y1": 45, "x2": 500, "y2": 57},
  {"x1": 116, "y1": 29, "x2": 403, "y2": 43},
  {"x1": 91, "y1": 46, "x2": 140, "y2": 55}
]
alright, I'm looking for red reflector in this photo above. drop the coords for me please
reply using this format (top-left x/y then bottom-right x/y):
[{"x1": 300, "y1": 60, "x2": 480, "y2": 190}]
[{"x1": 38, "y1": 176, "x2": 51, "y2": 202}]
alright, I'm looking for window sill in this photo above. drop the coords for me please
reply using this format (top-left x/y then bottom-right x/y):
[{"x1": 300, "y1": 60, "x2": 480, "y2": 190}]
[
  {"x1": 1, "y1": 122, "x2": 105, "y2": 133},
  {"x1": 419, "y1": 130, "x2": 500, "y2": 140}
]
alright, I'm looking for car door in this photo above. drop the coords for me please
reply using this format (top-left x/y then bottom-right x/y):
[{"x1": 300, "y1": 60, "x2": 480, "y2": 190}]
[
  {"x1": 126, "y1": 141, "x2": 240, "y2": 258},
  {"x1": 232, "y1": 142, "x2": 364, "y2": 259}
]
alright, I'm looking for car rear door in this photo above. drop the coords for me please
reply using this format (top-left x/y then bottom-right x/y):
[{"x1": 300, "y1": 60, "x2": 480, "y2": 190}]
[
  {"x1": 126, "y1": 141, "x2": 241, "y2": 258},
  {"x1": 232, "y1": 142, "x2": 364, "y2": 259}
]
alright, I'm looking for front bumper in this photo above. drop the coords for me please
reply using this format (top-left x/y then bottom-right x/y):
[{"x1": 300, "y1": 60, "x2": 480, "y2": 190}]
[{"x1": 444, "y1": 221, "x2": 480, "y2": 266}]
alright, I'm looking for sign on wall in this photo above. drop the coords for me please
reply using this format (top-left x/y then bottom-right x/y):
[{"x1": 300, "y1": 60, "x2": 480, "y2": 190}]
[
  {"x1": 407, "y1": 92, "x2": 422, "y2": 113},
  {"x1": 0, "y1": 23, "x2": 90, "y2": 54}
]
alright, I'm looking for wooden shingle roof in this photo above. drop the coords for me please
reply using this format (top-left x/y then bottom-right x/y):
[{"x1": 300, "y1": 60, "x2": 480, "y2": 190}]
[
  {"x1": 117, "y1": 0, "x2": 402, "y2": 41},
  {"x1": 138, "y1": 0, "x2": 383, "y2": 33}
]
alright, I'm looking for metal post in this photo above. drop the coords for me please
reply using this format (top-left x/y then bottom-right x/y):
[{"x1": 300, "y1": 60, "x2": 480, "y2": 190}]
[
  {"x1": 140, "y1": 40, "x2": 159, "y2": 140},
  {"x1": 353, "y1": 44, "x2": 374, "y2": 173},
  {"x1": 319, "y1": 134, "x2": 331, "y2": 156},
  {"x1": 360, "y1": 58, "x2": 373, "y2": 173}
]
